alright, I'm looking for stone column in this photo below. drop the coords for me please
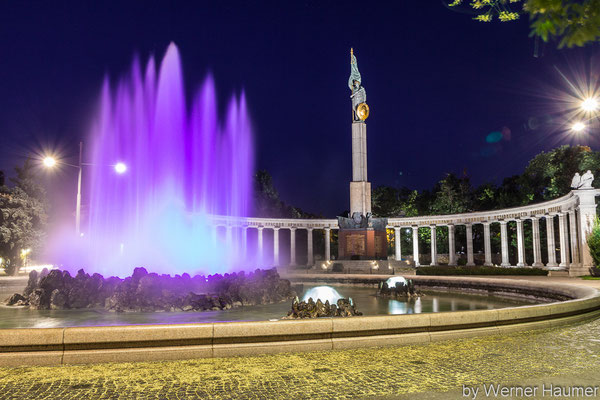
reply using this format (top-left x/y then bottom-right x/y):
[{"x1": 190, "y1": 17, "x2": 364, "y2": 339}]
[
  {"x1": 465, "y1": 223, "x2": 475, "y2": 266},
  {"x1": 516, "y1": 219, "x2": 525, "y2": 267},
  {"x1": 483, "y1": 222, "x2": 492, "y2": 266},
  {"x1": 558, "y1": 213, "x2": 569, "y2": 269},
  {"x1": 257, "y1": 227, "x2": 264, "y2": 262},
  {"x1": 307, "y1": 228, "x2": 314, "y2": 266},
  {"x1": 394, "y1": 227, "x2": 401, "y2": 261},
  {"x1": 324, "y1": 228, "x2": 331, "y2": 261},
  {"x1": 273, "y1": 227, "x2": 280, "y2": 266},
  {"x1": 289, "y1": 228, "x2": 296, "y2": 266},
  {"x1": 546, "y1": 215, "x2": 558, "y2": 268},
  {"x1": 531, "y1": 217, "x2": 543, "y2": 267},
  {"x1": 242, "y1": 226, "x2": 248, "y2": 258},
  {"x1": 226, "y1": 225, "x2": 232, "y2": 248},
  {"x1": 500, "y1": 221, "x2": 510, "y2": 267},
  {"x1": 575, "y1": 188, "x2": 598, "y2": 275},
  {"x1": 569, "y1": 210, "x2": 580, "y2": 265},
  {"x1": 212, "y1": 225, "x2": 217, "y2": 246},
  {"x1": 412, "y1": 226, "x2": 420, "y2": 267},
  {"x1": 430, "y1": 225, "x2": 437, "y2": 266},
  {"x1": 448, "y1": 224, "x2": 456, "y2": 266}
]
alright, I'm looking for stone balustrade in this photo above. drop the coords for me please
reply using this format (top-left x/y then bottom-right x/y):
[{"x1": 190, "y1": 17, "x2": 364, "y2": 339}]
[{"x1": 208, "y1": 189, "x2": 599, "y2": 276}]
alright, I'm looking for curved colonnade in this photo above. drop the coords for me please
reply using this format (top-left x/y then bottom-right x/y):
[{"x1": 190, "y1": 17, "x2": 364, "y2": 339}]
[{"x1": 210, "y1": 189, "x2": 599, "y2": 276}]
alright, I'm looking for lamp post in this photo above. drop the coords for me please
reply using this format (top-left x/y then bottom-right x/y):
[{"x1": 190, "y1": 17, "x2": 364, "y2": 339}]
[{"x1": 43, "y1": 141, "x2": 126, "y2": 236}]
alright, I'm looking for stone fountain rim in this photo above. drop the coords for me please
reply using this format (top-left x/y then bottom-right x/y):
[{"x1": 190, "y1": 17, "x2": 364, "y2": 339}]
[{"x1": 1, "y1": 275, "x2": 598, "y2": 367}]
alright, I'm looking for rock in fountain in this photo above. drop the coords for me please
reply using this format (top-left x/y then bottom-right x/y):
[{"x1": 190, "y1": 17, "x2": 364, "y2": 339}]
[
  {"x1": 6, "y1": 267, "x2": 296, "y2": 312},
  {"x1": 376, "y1": 276, "x2": 422, "y2": 299},
  {"x1": 284, "y1": 286, "x2": 362, "y2": 319}
]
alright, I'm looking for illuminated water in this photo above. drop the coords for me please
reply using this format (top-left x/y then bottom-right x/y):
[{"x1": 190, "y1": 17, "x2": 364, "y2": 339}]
[
  {"x1": 302, "y1": 286, "x2": 343, "y2": 304},
  {"x1": 386, "y1": 276, "x2": 407, "y2": 287},
  {"x1": 52, "y1": 43, "x2": 253, "y2": 276},
  {"x1": 0, "y1": 281, "x2": 542, "y2": 328}
]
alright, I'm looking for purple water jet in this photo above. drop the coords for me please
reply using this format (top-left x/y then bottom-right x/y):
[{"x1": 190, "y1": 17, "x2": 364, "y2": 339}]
[{"x1": 61, "y1": 43, "x2": 254, "y2": 276}]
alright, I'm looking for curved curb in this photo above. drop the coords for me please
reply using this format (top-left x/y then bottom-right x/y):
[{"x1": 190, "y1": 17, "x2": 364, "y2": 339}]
[{"x1": 1, "y1": 276, "x2": 599, "y2": 366}]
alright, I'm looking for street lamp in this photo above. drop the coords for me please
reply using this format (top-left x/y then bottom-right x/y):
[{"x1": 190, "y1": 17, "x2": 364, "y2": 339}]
[
  {"x1": 571, "y1": 122, "x2": 586, "y2": 132},
  {"x1": 42, "y1": 141, "x2": 127, "y2": 236},
  {"x1": 581, "y1": 97, "x2": 599, "y2": 113}
]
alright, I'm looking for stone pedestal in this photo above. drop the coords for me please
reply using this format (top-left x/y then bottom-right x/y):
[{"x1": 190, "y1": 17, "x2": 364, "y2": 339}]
[
  {"x1": 572, "y1": 188, "x2": 599, "y2": 276},
  {"x1": 338, "y1": 229, "x2": 387, "y2": 260}
]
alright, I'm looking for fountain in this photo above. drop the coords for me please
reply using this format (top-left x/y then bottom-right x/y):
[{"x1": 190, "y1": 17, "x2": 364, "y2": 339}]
[
  {"x1": 51, "y1": 43, "x2": 254, "y2": 277},
  {"x1": 302, "y1": 286, "x2": 343, "y2": 304}
]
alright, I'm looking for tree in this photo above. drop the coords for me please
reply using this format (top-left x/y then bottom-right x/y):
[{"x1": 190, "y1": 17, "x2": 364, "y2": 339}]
[
  {"x1": 0, "y1": 159, "x2": 48, "y2": 275},
  {"x1": 430, "y1": 173, "x2": 473, "y2": 215},
  {"x1": 253, "y1": 170, "x2": 319, "y2": 218},
  {"x1": 446, "y1": 0, "x2": 600, "y2": 48}
]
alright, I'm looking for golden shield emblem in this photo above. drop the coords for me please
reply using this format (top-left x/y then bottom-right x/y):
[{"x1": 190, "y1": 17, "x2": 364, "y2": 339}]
[{"x1": 356, "y1": 102, "x2": 370, "y2": 120}]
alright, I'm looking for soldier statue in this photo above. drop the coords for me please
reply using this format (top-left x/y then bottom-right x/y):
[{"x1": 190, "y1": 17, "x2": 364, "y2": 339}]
[{"x1": 349, "y1": 48, "x2": 369, "y2": 121}]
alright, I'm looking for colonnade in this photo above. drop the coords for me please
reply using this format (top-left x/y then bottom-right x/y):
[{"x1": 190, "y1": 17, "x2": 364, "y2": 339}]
[
  {"x1": 208, "y1": 188, "x2": 598, "y2": 276},
  {"x1": 389, "y1": 211, "x2": 580, "y2": 270},
  {"x1": 210, "y1": 224, "x2": 332, "y2": 266}
]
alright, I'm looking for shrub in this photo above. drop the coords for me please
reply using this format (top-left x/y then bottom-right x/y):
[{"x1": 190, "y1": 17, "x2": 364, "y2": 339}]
[
  {"x1": 587, "y1": 217, "x2": 600, "y2": 272},
  {"x1": 416, "y1": 266, "x2": 547, "y2": 276}
]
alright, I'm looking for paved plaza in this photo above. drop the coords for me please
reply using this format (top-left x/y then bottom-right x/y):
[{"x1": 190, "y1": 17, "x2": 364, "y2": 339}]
[{"x1": 1, "y1": 276, "x2": 599, "y2": 399}]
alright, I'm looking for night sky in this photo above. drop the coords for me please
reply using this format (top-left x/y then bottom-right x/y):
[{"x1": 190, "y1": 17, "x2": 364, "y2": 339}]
[{"x1": 1, "y1": 1, "x2": 599, "y2": 219}]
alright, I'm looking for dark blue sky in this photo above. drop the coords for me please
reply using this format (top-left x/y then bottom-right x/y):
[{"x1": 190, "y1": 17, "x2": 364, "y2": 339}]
[{"x1": 0, "y1": 1, "x2": 598, "y2": 217}]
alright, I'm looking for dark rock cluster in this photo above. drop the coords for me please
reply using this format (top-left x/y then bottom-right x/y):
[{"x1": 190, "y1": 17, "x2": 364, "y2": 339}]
[
  {"x1": 376, "y1": 278, "x2": 422, "y2": 298},
  {"x1": 283, "y1": 296, "x2": 362, "y2": 319},
  {"x1": 5, "y1": 267, "x2": 296, "y2": 312}
]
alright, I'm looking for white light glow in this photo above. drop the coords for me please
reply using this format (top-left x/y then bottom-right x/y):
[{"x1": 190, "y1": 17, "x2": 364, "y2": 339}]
[
  {"x1": 572, "y1": 122, "x2": 586, "y2": 132},
  {"x1": 582, "y1": 97, "x2": 599, "y2": 112},
  {"x1": 114, "y1": 162, "x2": 127, "y2": 174},
  {"x1": 43, "y1": 157, "x2": 57, "y2": 168}
]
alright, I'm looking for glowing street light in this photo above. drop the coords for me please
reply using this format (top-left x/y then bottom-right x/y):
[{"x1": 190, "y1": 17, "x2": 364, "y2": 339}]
[
  {"x1": 43, "y1": 156, "x2": 57, "y2": 168},
  {"x1": 41, "y1": 142, "x2": 128, "y2": 235},
  {"x1": 581, "y1": 97, "x2": 599, "y2": 112},
  {"x1": 114, "y1": 162, "x2": 127, "y2": 174},
  {"x1": 572, "y1": 121, "x2": 586, "y2": 132}
]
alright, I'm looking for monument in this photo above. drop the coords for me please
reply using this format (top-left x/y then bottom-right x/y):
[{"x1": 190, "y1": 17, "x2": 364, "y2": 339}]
[{"x1": 338, "y1": 49, "x2": 388, "y2": 260}]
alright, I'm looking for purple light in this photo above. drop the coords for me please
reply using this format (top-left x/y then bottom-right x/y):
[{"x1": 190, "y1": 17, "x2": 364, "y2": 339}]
[{"x1": 55, "y1": 43, "x2": 254, "y2": 277}]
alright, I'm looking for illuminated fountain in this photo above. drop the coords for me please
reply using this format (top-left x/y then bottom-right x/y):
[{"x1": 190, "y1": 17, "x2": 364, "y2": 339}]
[
  {"x1": 57, "y1": 43, "x2": 254, "y2": 277},
  {"x1": 302, "y1": 286, "x2": 343, "y2": 304}
]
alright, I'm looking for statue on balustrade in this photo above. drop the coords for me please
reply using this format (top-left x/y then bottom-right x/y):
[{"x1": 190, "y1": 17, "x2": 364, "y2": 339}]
[{"x1": 571, "y1": 170, "x2": 595, "y2": 189}]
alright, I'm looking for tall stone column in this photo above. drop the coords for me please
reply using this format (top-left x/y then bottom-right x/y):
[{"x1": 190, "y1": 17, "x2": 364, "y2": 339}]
[
  {"x1": 483, "y1": 222, "x2": 492, "y2": 266},
  {"x1": 242, "y1": 226, "x2": 248, "y2": 258},
  {"x1": 394, "y1": 227, "x2": 401, "y2": 261},
  {"x1": 448, "y1": 224, "x2": 456, "y2": 266},
  {"x1": 412, "y1": 226, "x2": 420, "y2": 267},
  {"x1": 226, "y1": 225, "x2": 232, "y2": 248},
  {"x1": 575, "y1": 188, "x2": 599, "y2": 275},
  {"x1": 257, "y1": 227, "x2": 264, "y2": 262},
  {"x1": 558, "y1": 213, "x2": 569, "y2": 269},
  {"x1": 212, "y1": 225, "x2": 218, "y2": 246},
  {"x1": 500, "y1": 221, "x2": 510, "y2": 267},
  {"x1": 531, "y1": 217, "x2": 543, "y2": 267},
  {"x1": 516, "y1": 219, "x2": 525, "y2": 267},
  {"x1": 430, "y1": 225, "x2": 437, "y2": 266},
  {"x1": 273, "y1": 227, "x2": 280, "y2": 266},
  {"x1": 349, "y1": 122, "x2": 371, "y2": 216},
  {"x1": 307, "y1": 228, "x2": 314, "y2": 266},
  {"x1": 569, "y1": 210, "x2": 580, "y2": 265},
  {"x1": 324, "y1": 228, "x2": 331, "y2": 261},
  {"x1": 465, "y1": 223, "x2": 475, "y2": 266},
  {"x1": 289, "y1": 228, "x2": 296, "y2": 266},
  {"x1": 546, "y1": 215, "x2": 558, "y2": 268}
]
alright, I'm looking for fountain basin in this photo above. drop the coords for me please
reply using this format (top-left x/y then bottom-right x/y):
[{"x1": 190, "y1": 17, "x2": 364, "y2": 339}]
[{"x1": 1, "y1": 275, "x2": 599, "y2": 366}]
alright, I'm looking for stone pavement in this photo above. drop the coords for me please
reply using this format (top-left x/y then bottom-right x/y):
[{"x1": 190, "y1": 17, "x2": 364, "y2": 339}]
[{"x1": 0, "y1": 275, "x2": 599, "y2": 399}]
